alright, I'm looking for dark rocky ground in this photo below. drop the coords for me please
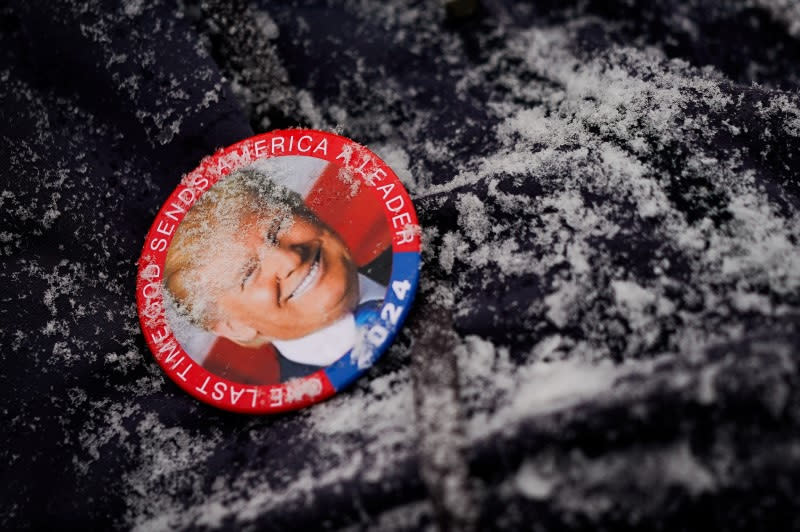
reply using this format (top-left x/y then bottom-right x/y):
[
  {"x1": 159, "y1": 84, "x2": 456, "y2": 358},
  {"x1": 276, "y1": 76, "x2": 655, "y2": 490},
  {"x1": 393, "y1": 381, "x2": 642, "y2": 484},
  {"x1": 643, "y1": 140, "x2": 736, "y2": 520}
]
[{"x1": 1, "y1": 0, "x2": 799, "y2": 530}]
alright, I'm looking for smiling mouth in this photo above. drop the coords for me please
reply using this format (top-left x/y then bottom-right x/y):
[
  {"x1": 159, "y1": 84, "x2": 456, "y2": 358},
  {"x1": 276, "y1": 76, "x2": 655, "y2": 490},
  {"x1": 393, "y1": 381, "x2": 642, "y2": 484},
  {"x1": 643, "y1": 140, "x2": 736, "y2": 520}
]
[{"x1": 288, "y1": 246, "x2": 322, "y2": 301}]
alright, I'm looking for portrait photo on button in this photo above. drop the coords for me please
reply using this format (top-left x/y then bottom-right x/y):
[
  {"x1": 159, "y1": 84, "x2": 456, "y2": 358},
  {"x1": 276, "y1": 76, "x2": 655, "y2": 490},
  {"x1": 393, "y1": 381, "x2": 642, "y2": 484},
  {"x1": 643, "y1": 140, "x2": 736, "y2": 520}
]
[{"x1": 162, "y1": 156, "x2": 393, "y2": 385}]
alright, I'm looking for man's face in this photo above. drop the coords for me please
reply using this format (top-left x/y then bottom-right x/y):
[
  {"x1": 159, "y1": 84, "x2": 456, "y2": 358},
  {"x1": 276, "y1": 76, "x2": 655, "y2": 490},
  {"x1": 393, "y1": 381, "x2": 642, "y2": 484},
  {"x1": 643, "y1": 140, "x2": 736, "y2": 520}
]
[{"x1": 208, "y1": 209, "x2": 360, "y2": 342}]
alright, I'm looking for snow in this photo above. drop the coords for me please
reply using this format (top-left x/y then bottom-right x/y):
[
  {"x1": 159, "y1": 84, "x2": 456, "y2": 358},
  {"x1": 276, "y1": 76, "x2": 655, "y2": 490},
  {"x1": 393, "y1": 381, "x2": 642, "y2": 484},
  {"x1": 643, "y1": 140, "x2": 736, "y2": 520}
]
[
  {"x1": 3, "y1": 0, "x2": 800, "y2": 529},
  {"x1": 514, "y1": 460, "x2": 554, "y2": 500}
]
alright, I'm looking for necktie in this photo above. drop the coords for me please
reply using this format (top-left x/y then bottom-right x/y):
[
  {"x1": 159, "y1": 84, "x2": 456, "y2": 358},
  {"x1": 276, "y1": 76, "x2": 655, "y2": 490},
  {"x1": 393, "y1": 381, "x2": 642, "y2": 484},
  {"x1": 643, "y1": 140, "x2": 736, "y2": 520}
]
[{"x1": 354, "y1": 299, "x2": 383, "y2": 327}]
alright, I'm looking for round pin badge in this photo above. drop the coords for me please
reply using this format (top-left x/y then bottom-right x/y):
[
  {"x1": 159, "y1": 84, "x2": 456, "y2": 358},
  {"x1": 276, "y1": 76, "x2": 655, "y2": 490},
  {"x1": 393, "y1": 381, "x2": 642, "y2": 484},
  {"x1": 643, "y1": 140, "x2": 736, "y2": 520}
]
[{"x1": 136, "y1": 130, "x2": 421, "y2": 413}]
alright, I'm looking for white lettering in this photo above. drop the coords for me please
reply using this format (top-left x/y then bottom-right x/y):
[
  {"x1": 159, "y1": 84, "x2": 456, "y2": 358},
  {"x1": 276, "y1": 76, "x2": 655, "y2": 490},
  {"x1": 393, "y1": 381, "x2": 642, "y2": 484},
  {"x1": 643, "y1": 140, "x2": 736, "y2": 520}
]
[
  {"x1": 366, "y1": 168, "x2": 386, "y2": 185},
  {"x1": 141, "y1": 264, "x2": 160, "y2": 280},
  {"x1": 212, "y1": 381, "x2": 226, "y2": 401},
  {"x1": 386, "y1": 195, "x2": 405, "y2": 213},
  {"x1": 196, "y1": 376, "x2": 212, "y2": 395},
  {"x1": 150, "y1": 327, "x2": 169, "y2": 345},
  {"x1": 392, "y1": 212, "x2": 412, "y2": 229},
  {"x1": 254, "y1": 139, "x2": 267, "y2": 157},
  {"x1": 177, "y1": 188, "x2": 195, "y2": 204},
  {"x1": 176, "y1": 362, "x2": 191, "y2": 381},
  {"x1": 230, "y1": 386, "x2": 245, "y2": 404},
  {"x1": 157, "y1": 341, "x2": 181, "y2": 362},
  {"x1": 149, "y1": 238, "x2": 167, "y2": 252},
  {"x1": 392, "y1": 280, "x2": 411, "y2": 300},
  {"x1": 313, "y1": 138, "x2": 328, "y2": 155},
  {"x1": 381, "y1": 303, "x2": 403, "y2": 325},
  {"x1": 156, "y1": 220, "x2": 175, "y2": 237},
  {"x1": 354, "y1": 156, "x2": 370, "y2": 175},
  {"x1": 297, "y1": 135, "x2": 312, "y2": 152},
  {"x1": 141, "y1": 281, "x2": 160, "y2": 300},
  {"x1": 143, "y1": 301, "x2": 162, "y2": 320},
  {"x1": 335, "y1": 144, "x2": 353, "y2": 165},
  {"x1": 396, "y1": 227, "x2": 417, "y2": 245},
  {"x1": 164, "y1": 349, "x2": 182, "y2": 365},
  {"x1": 367, "y1": 324, "x2": 389, "y2": 345},
  {"x1": 377, "y1": 183, "x2": 395, "y2": 199},
  {"x1": 270, "y1": 387, "x2": 283, "y2": 407},
  {"x1": 165, "y1": 202, "x2": 186, "y2": 222}
]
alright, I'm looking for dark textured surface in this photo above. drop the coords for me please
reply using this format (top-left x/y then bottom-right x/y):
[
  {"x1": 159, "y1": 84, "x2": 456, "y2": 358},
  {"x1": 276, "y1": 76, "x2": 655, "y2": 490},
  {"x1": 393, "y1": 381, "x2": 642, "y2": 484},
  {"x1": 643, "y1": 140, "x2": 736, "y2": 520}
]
[{"x1": 2, "y1": 0, "x2": 800, "y2": 529}]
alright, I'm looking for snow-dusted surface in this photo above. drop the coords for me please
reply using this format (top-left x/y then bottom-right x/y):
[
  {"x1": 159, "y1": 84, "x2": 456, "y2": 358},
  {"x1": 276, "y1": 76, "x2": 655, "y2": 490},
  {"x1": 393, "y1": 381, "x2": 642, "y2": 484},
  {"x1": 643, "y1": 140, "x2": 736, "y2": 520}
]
[{"x1": 2, "y1": 0, "x2": 800, "y2": 530}]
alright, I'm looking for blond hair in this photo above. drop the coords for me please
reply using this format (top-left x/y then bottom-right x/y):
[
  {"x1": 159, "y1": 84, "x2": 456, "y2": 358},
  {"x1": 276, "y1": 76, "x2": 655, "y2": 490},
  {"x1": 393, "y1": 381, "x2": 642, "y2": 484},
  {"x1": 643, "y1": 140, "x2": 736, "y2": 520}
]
[{"x1": 163, "y1": 167, "x2": 315, "y2": 329}]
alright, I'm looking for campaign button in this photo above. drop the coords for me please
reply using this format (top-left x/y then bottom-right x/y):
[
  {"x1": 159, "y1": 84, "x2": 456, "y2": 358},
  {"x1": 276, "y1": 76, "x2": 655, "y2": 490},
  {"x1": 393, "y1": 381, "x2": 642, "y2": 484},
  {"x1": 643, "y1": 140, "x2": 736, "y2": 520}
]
[{"x1": 136, "y1": 130, "x2": 420, "y2": 413}]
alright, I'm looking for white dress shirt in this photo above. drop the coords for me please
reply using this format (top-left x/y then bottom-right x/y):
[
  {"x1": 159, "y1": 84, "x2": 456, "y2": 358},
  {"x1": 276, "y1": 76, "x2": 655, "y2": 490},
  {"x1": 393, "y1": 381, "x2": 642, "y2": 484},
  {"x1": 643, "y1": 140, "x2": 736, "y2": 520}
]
[{"x1": 272, "y1": 273, "x2": 386, "y2": 366}]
